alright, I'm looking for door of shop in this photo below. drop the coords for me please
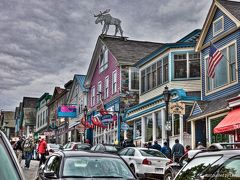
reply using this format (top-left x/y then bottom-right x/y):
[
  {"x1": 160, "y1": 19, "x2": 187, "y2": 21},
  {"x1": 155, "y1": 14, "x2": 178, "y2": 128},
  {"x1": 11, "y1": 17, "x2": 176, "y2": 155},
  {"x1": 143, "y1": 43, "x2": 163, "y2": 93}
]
[{"x1": 195, "y1": 119, "x2": 206, "y2": 147}]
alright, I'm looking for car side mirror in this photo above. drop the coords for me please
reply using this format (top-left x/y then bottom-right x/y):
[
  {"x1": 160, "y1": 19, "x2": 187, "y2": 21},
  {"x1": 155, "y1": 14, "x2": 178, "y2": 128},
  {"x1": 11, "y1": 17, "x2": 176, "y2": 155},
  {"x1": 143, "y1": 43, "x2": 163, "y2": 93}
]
[{"x1": 44, "y1": 170, "x2": 55, "y2": 178}]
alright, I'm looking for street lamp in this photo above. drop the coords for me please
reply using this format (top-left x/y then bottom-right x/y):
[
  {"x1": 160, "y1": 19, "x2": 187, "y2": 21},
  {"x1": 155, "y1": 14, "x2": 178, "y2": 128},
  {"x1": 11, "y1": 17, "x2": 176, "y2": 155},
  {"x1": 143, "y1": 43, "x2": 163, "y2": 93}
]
[
  {"x1": 163, "y1": 86, "x2": 171, "y2": 147},
  {"x1": 83, "y1": 106, "x2": 88, "y2": 143}
]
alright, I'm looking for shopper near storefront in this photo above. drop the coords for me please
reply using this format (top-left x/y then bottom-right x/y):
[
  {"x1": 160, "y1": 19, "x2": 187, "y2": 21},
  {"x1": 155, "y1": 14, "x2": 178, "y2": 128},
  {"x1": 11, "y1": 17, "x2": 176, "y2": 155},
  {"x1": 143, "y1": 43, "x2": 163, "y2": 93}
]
[
  {"x1": 161, "y1": 141, "x2": 171, "y2": 159},
  {"x1": 172, "y1": 139, "x2": 184, "y2": 162},
  {"x1": 38, "y1": 137, "x2": 47, "y2": 167}
]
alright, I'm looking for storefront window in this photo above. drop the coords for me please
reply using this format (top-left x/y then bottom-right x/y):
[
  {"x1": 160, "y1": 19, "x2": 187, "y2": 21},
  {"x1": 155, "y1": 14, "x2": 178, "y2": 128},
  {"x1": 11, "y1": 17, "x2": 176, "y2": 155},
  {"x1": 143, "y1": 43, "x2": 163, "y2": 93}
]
[
  {"x1": 174, "y1": 114, "x2": 180, "y2": 135},
  {"x1": 146, "y1": 117, "x2": 153, "y2": 142},
  {"x1": 156, "y1": 112, "x2": 162, "y2": 139},
  {"x1": 210, "y1": 116, "x2": 229, "y2": 143},
  {"x1": 135, "y1": 120, "x2": 141, "y2": 138}
]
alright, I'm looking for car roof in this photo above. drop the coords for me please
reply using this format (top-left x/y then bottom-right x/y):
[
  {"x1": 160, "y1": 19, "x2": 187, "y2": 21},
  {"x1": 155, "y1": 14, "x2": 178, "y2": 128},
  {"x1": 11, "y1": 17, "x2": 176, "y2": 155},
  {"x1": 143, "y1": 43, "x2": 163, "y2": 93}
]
[
  {"x1": 54, "y1": 150, "x2": 121, "y2": 158},
  {"x1": 194, "y1": 149, "x2": 240, "y2": 158},
  {"x1": 125, "y1": 147, "x2": 159, "y2": 151}
]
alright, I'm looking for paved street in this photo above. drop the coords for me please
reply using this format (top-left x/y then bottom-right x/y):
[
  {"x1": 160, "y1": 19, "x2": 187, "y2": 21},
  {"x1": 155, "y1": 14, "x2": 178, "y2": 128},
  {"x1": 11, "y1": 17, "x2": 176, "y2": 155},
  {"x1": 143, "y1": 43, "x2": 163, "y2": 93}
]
[{"x1": 20, "y1": 160, "x2": 39, "y2": 180}]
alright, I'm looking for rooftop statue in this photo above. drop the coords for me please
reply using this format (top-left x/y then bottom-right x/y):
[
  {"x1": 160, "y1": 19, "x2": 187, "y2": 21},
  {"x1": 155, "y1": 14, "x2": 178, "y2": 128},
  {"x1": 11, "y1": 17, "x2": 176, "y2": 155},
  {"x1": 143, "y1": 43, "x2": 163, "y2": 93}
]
[{"x1": 94, "y1": 9, "x2": 123, "y2": 37}]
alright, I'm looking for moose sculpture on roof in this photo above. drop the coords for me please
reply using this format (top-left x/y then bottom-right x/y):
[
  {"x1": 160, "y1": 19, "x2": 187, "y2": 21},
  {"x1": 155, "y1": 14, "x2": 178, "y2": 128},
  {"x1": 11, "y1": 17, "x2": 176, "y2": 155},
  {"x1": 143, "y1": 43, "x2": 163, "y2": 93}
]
[{"x1": 94, "y1": 9, "x2": 123, "y2": 37}]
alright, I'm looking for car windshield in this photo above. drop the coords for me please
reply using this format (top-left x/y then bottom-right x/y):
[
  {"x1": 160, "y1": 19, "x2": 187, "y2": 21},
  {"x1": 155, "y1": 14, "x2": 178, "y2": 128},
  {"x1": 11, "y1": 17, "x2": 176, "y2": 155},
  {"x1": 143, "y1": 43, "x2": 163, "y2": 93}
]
[
  {"x1": 63, "y1": 156, "x2": 135, "y2": 179},
  {"x1": 0, "y1": 143, "x2": 20, "y2": 180},
  {"x1": 175, "y1": 155, "x2": 221, "y2": 180},
  {"x1": 139, "y1": 149, "x2": 166, "y2": 158},
  {"x1": 76, "y1": 144, "x2": 91, "y2": 150}
]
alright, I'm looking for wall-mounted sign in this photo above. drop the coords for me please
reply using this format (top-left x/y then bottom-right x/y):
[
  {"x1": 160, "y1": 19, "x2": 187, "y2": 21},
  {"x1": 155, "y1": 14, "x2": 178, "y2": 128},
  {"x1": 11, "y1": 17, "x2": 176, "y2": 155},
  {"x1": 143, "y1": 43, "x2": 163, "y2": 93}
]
[
  {"x1": 101, "y1": 114, "x2": 113, "y2": 124},
  {"x1": 57, "y1": 105, "x2": 77, "y2": 118},
  {"x1": 121, "y1": 122, "x2": 129, "y2": 130},
  {"x1": 169, "y1": 102, "x2": 185, "y2": 115}
]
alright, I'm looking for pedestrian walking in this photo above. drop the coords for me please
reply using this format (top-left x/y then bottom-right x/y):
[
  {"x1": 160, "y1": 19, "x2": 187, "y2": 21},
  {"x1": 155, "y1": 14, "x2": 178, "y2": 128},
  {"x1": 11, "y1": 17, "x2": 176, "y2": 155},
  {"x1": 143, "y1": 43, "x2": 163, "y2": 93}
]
[
  {"x1": 38, "y1": 137, "x2": 47, "y2": 167},
  {"x1": 22, "y1": 134, "x2": 34, "y2": 169},
  {"x1": 14, "y1": 136, "x2": 25, "y2": 164},
  {"x1": 161, "y1": 141, "x2": 171, "y2": 159},
  {"x1": 152, "y1": 140, "x2": 161, "y2": 151},
  {"x1": 172, "y1": 139, "x2": 184, "y2": 162}
]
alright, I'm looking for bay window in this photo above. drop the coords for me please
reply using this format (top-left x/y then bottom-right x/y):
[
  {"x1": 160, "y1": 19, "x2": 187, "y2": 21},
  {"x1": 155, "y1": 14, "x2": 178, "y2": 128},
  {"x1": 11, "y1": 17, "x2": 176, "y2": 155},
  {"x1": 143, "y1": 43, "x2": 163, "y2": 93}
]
[
  {"x1": 141, "y1": 70, "x2": 145, "y2": 93},
  {"x1": 130, "y1": 67, "x2": 139, "y2": 90}
]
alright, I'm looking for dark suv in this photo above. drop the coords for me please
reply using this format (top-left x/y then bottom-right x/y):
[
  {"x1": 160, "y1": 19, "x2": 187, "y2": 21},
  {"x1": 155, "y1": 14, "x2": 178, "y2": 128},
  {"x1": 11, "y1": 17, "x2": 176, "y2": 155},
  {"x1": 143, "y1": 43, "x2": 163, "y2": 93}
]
[
  {"x1": 0, "y1": 131, "x2": 25, "y2": 180},
  {"x1": 174, "y1": 149, "x2": 240, "y2": 179}
]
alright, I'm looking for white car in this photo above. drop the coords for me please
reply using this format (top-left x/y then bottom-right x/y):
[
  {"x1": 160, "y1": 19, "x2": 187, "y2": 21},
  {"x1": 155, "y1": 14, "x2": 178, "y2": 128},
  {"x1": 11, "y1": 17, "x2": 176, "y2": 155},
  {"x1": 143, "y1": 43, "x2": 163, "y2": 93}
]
[{"x1": 119, "y1": 147, "x2": 171, "y2": 179}]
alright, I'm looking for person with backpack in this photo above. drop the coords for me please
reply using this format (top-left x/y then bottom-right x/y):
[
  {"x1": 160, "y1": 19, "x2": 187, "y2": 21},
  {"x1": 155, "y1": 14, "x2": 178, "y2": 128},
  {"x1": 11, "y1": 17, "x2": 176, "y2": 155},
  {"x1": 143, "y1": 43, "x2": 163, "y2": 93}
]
[
  {"x1": 172, "y1": 139, "x2": 184, "y2": 162},
  {"x1": 152, "y1": 140, "x2": 161, "y2": 151},
  {"x1": 14, "y1": 136, "x2": 25, "y2": 164},
  {"x1": 161, "y1": 141, "x2": 172, "y2": 159},
  {"x1": 22, "y1": 134, "x2": 34, "y2": 169}
]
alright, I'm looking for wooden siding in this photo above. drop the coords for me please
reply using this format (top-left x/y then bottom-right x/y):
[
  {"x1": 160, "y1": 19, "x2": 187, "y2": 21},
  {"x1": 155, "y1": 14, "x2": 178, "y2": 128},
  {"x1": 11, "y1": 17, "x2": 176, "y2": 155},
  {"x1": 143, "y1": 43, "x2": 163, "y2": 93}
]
[
  {"x1": 140, "y1": 80, "x2": 201, "y2": 103},
  {"x1": 88, "y1": 49, "x2": 120, "y2": 109},
  {"x1": 202, "y1": 30, "x2": 240, "y2": 101},
  {"x1": 203, "y1": 8, "x2": 237, "y2": 46}
]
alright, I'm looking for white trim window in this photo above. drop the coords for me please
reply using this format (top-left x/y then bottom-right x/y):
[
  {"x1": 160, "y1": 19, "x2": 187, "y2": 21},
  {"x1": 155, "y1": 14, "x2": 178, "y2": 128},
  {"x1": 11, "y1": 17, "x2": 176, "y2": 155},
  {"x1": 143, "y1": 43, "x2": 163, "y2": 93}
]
[
  {"x1": 213, "y1": 16, "x2": 224, "y2": 37},
  {"x1": 97, "y1": 81, "x2": 102, "y2": 103},
  {"x1": 91, "y1": 86, "x2": 95, "y2": 106},
  {"x1": 129, "y1": 67, "x2": 139, "y2": 91},
  {"x1": 99, "y1": 46, "x2": 109, "y2": 73},
  {"x1": 206, "y1": 41, "x2": 237, "y2": 92},
  {"x1": 104, "y1": 76, "x2": 109, "y2": 99},
  {"x1": 112, "y1": 71, "x2": 117, "y2": 94}
]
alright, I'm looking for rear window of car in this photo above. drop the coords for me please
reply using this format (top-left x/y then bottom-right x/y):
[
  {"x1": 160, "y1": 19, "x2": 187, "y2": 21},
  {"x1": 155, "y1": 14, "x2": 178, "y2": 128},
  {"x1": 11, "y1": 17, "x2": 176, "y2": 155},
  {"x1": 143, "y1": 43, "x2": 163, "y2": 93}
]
[
  {"x1": 105, "y1": 146, "x2": 118, "y2": 151},
  {"x1": 0, "y1": 140, "x2": 20, "y2": 180},
  {"x1": 139, "y1": 149, "x2": 166, "y2": 158},
  {"x1": 175, "y1": 155, "x2": 221, "y2": 180},
  {"x1": 63, "y1": 156, "x2": 135, "y2": 179}
]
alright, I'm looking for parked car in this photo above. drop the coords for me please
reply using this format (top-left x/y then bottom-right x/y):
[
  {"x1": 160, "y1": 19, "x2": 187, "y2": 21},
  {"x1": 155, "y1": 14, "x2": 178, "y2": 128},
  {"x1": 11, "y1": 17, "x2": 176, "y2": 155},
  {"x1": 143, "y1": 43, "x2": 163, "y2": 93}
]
[
  {"x1": 174, "y1": 149, "x2": 240, "y2": 179},
  {"x1": 91, "y1": 144, "x2": 123, "y2": 154},
  {"x1": 119, "y1": 147, "x2": 171, "y2": 179},
  {"x1": 63, "y1": 142, "x2": 91, "y2": 151},
  {"x1": 0, "y1": 130, "x2": 25, "y2": 180},
  {"x1": 37, "y1": 150, "x2": 137, "y2": 179},
  {"x1": 164, "y1": 149, "x2": 201, "y2": 180}
]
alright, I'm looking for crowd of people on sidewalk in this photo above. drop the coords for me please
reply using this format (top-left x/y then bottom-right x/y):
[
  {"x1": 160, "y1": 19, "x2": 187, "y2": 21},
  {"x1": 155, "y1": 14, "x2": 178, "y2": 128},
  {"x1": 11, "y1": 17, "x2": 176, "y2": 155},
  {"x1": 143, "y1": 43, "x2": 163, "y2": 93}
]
[
  {"x1": 143, "y1": 139, "x2": 206, "y2": 162},
  {"x1": 13, "y1": 135, "x2": 48, "y2": 169}
]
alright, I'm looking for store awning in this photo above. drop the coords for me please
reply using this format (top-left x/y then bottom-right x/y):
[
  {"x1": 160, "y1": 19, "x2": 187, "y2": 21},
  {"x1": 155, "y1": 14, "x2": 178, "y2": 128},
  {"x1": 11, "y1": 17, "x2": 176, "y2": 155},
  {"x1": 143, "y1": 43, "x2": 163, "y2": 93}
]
[
  {"x1": 69, "y1": 121, "x2": 80, "y2": 129},
  {"x1": 214, "y1": 108, "x2": 240, "y2": 134}
]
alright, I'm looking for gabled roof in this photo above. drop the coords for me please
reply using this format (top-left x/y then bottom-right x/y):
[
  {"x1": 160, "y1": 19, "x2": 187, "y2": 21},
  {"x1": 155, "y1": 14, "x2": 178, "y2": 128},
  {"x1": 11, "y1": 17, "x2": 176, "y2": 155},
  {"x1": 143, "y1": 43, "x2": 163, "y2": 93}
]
[
  {"x1": 196, "y1": 0, "x2": 240, "y2": 51},
  {"x1": 75, "y1": 74, "x2": 87, "y2": 92},
  {"x1": 101, "y1": 36, "x2": 162, "y2": 65},
  {"x1": 85, "y1": 35, "x2": 162, "y2": 87},
  {"x1": 22, "y1": 97, "x2": 39, "y2": 108},
  {"x1": 135, "y1": 29, "x2": 201, "y2": 67},
  {"x1": 188, "y1": 90, "x2": 240, "y2": 121}
]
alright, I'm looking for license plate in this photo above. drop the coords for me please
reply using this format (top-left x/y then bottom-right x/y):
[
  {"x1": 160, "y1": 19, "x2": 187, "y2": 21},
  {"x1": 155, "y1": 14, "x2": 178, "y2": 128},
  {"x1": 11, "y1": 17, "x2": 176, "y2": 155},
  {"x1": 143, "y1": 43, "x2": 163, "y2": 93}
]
[{"x1": 155, "y1": 168, "x2": 163, "y2": 173}]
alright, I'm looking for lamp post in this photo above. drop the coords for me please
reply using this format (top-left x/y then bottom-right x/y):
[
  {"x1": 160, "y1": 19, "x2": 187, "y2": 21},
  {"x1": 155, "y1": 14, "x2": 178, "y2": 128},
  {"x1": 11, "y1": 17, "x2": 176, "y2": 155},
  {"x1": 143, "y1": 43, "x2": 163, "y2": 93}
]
[
  {"x1": 83, "y1": 105, "x2": 88, "y2": 143},
  {"x1": 163, "y1": 86, "x2": 171, "y2": 147}
]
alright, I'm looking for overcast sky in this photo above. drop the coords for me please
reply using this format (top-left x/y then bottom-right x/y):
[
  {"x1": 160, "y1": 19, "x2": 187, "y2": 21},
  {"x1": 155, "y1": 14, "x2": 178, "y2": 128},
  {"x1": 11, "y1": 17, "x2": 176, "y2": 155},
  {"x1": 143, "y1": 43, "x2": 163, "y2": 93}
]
[{"x1": 0, "y1": 0, "x2": 212, "y2": 111}]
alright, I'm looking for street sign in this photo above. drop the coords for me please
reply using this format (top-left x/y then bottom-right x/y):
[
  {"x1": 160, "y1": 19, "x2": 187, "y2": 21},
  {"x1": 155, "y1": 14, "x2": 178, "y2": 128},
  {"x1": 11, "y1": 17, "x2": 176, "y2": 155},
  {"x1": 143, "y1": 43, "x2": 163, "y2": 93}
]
[{"x1": 121, "y1": 123, "x2": 129, "y2": 130}]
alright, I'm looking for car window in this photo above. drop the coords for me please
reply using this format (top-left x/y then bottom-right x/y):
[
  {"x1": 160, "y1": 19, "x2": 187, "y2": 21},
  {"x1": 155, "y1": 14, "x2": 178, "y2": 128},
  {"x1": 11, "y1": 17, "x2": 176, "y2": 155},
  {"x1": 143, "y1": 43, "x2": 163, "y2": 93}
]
[
  {"x1": 216, "y1": 157, "x2": 240, "y2": 179},
  {"x1": 49, "y1": 156, "x2": 61, "y2": 176},
  {"x1": 139, "y1": 149, "x2": 166, "y2": 158},
  {"x1": 119, "y1": 148, "x2": 129, "y2": 156},
  {"x1": 63, "y1": 156, "x2": 136, "y2": 179},
  {"x1": 76, "y1": 144, "x2": 91, "y2": 150},
  {"x1": 95, "y1": 145, "x2": 104, "y2": 151},
  {"x1": 0, "y1": 142, "x2": 20, "y2": 180},
  {"x1": 45, "y1": 156, "x2": 56, "y2": 171},
  {"x1": 126, "y1": 148, "x2": 135, "y2": 156},
  {"x1": 175, "y1": 155, "x2": 221, "y2": 180},
  {"x1": 91, "y1": 145, "x2": 97, "y2": 151}
]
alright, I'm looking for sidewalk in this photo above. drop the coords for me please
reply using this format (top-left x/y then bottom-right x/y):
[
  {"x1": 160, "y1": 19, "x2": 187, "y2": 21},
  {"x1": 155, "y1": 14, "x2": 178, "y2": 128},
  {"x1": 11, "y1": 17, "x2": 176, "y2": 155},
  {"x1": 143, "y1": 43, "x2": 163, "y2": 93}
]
[{"x1": 21, "y1": 160, "x2": 39, "y2": 180}]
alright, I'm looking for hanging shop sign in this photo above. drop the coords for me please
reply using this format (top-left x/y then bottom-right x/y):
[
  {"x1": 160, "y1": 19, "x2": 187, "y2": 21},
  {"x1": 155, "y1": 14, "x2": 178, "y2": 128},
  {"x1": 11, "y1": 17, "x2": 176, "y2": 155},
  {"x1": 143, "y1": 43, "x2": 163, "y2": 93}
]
[
  {"x1": 101, "y1": 114, "x2": 113, "y2": 124},
  {"x1": 121, "y1": 122, "x2": 129, "y2": 130},
  {"x1": 169, "y1": 102, "x2": 185, "y2": 115},
  {"x1": 57, "y1": 105, "x2": 77, "y2": 118}
]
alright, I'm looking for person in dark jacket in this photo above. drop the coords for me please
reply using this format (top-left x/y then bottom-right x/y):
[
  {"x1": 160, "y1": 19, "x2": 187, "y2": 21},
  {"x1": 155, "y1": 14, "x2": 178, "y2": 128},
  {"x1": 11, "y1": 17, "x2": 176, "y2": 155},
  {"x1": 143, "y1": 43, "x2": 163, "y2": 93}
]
[
  {"x1": 161, "y1": 141, "x2": 171, "y2": 159},
  {"x1": 14, "y1": 136, "x2": 25, "y2": 164},
  {"x1": 152, "y1": 140, "x2": 161, "y2": 151},
  {"x1": 172, "y1": 139, "x2": 184, "y2": 162}
]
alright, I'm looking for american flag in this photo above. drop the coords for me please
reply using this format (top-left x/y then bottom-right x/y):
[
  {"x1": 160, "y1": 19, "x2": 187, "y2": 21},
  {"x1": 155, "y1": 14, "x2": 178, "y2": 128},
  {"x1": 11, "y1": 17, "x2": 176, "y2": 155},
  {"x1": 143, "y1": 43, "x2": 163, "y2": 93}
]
[{"x1": 208, "y1": 43, "x2": 223, "y2": 78}]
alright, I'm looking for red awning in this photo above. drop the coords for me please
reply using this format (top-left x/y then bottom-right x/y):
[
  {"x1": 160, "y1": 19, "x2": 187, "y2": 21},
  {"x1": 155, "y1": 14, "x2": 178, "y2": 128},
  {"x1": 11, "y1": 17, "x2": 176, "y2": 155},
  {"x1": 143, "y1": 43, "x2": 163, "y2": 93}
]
[{"x1": 214, "y1": 108, "x2": 240, "y2": 134}]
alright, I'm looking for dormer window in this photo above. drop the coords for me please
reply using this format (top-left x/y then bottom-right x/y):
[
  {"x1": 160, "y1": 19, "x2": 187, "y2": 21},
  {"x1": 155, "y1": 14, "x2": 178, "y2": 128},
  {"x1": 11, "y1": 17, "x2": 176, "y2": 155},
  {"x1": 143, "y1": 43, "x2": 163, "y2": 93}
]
[
  {"x1": 99, "y1": 45, "x2": 108, "y2": 73},
  {"x1": 213, "y1": 16, "x2": 224, "y2": 36}
]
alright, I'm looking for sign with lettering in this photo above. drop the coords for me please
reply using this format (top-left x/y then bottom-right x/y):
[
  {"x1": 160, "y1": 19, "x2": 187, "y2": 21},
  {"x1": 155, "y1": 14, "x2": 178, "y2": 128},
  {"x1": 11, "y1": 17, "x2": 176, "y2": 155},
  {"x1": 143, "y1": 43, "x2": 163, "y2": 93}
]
[{"x1": 169, "y1": 102, "x2": 185, "y2": 115}]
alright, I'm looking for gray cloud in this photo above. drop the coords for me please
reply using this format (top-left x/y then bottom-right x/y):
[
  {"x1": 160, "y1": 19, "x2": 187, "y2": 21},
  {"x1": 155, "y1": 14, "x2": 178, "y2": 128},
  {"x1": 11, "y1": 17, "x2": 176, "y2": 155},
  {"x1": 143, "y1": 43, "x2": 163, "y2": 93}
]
[{"x1": 0, "y1": 0, "x2": 211, "y2": 110}]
